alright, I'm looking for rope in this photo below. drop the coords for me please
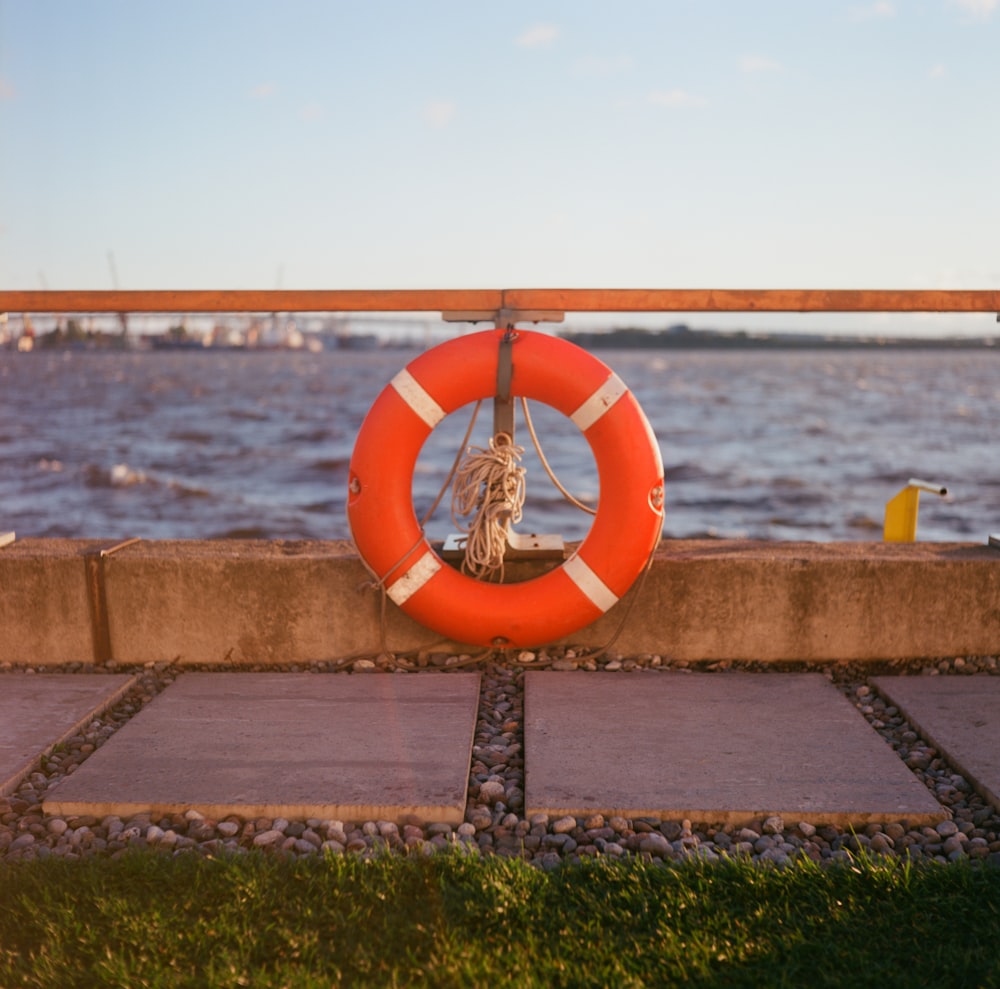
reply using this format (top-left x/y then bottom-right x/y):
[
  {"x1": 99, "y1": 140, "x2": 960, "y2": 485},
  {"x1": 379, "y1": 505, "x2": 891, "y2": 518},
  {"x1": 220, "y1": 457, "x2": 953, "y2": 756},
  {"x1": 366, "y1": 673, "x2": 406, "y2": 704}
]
[
  {"x1": 419, "y1": 400, "x2": 483, "y2": 528},
  {"x1": 520, "y1": 397, "x2": 597, "y2": 516},
  {"x1": 450, "y1": 432, "x2": 526, "y2": 580}
]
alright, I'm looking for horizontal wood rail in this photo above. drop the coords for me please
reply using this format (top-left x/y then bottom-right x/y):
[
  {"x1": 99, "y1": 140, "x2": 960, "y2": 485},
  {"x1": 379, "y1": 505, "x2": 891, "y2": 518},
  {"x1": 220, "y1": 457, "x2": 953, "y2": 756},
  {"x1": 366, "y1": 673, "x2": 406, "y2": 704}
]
[{"x1": 1, "y1": 288, "x2": 999, "y2": 314}]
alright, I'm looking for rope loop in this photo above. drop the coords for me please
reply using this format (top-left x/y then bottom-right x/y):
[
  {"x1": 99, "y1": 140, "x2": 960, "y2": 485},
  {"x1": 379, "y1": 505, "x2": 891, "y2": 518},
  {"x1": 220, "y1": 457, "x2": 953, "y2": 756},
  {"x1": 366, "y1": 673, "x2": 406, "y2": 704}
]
[{"x1": 451, "y1": 432, "x2": 526, "y2": 580}]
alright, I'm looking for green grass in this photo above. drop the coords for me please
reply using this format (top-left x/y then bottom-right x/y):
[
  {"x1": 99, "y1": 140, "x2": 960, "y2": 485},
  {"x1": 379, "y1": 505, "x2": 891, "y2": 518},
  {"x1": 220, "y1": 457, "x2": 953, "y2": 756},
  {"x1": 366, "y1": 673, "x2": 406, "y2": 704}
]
[{"x1": 3, "y1": 852, "x2": 1000, "y2": 988}]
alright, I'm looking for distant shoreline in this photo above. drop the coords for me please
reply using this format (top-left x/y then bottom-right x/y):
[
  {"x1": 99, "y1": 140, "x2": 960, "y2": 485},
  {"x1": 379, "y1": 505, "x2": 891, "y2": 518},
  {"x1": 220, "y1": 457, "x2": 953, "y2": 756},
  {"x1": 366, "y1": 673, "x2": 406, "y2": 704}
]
[
  {"x1": 5, "y1": 323, "x2": 1000, "y2": 353},
  {"x1": 558, "y1": 326, "x2": 1000, "y2": 351}
]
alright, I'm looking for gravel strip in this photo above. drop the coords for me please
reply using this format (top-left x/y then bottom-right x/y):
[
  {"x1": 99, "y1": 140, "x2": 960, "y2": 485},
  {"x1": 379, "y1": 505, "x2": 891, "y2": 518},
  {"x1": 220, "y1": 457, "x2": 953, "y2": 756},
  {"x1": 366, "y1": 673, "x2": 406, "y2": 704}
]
[{"x1": 3, "y1": 653, "x2": 1000, "y2": 868}]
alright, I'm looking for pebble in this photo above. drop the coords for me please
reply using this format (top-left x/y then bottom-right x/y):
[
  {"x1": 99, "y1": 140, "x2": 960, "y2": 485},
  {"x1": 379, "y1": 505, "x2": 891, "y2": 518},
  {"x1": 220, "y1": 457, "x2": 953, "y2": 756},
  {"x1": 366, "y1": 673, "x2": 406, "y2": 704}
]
[
  {"x1": 942, "y1": 835, "x2": 967, "y2": 856},
  {"x1": 639, "y1": 833, "x2": 671, "y2": 857},
  {"x1": 478, "y1": 781, "x2": 506, "y2": 804},
  {"x1": 252, "y1": 829, "x2": 285, "y2": 847},
  {"x1": 869, "y1": 833, "x2": 894, "y2": 854},
  {"x1": 6, "y1": 655, "x2": 1000, "y2": 869}
]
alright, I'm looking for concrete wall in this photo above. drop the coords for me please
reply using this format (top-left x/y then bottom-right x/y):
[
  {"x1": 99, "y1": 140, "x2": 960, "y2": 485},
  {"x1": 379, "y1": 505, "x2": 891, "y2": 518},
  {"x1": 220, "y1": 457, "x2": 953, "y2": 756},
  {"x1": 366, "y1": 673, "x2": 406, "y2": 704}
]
[
  {"x1": 1, "y1": 538, "x2": 998, "y2": 666},
  {"x1": 0, "y1": 540, "x2": 99, "y2": 666}
]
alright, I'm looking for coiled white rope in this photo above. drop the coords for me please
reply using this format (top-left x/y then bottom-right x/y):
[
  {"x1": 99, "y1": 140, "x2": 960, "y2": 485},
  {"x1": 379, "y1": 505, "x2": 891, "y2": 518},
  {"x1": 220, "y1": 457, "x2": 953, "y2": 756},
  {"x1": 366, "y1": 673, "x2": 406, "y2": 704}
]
[{"x1": 451, "y1": 433, "x2": 526, "y2": 580}]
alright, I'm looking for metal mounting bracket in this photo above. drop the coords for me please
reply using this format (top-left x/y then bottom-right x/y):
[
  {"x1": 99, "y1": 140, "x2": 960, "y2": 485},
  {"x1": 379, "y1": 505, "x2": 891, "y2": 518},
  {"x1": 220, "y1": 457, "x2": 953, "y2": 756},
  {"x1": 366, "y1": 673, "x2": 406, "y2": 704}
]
[
  {"x1": 441, "y1": 531, "x2": 566, "y2": 562},
  {"x1": 441, "y1": 309, "x2": 565, "y2": 325}
]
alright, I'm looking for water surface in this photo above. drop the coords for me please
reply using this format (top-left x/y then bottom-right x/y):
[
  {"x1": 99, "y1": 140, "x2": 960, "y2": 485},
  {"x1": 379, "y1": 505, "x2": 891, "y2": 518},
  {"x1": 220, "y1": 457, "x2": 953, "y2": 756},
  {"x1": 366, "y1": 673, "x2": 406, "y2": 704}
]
[{"x1": 1, "y1": 347, "x2": 996, "y2": 544}]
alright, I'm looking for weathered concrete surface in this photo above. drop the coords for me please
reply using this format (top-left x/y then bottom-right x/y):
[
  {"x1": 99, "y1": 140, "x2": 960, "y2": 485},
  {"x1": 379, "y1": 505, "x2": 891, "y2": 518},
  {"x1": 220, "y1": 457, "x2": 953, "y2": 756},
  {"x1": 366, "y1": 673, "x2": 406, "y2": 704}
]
[
  {"x1": 102, "y1": 540, "x2": 395, "y2": 666},
  {"x1": 524, "y1": 671, "x2": 946, "y2": 826},
  {"x1": 621, "y1": 539, "x2": 1000, "y2": 662},
  {"x1": 872, "y1": 676, "x2": 1000, "y2": 813},
  {"x1": 2, "y1": 538, "x2": 998, "y2": 666},
  {"x1": 43, "y1": 672, "x2": 480, "y2": 823},
  {"x1": 0, "y1": 674, "x2": 135, "y2": 796},
  {"x1": 0, "y1": 540, "x2": 103, "y2": 665}
]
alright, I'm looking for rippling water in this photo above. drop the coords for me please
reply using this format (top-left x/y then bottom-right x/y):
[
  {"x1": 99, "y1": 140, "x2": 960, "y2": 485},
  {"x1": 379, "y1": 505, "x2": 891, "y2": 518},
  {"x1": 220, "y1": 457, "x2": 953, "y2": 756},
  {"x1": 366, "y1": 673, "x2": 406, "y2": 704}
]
[{"x1": 1, "y1": 345, "x2": 997, "y2": 543}]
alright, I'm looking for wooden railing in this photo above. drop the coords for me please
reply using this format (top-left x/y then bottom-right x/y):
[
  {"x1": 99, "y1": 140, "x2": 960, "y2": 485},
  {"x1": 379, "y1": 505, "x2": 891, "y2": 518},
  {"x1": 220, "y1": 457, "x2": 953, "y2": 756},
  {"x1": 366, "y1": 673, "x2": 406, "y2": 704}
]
[{"x1": 0, "y1": 288, "x2": 999, "y2": 314}]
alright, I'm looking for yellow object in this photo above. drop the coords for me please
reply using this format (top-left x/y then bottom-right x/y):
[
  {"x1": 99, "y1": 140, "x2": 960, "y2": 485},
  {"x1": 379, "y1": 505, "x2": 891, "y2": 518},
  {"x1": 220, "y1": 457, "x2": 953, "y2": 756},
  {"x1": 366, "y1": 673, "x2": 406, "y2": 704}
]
[{"x1": 883, "y1": 479, "x2": 948, "y2": 542}]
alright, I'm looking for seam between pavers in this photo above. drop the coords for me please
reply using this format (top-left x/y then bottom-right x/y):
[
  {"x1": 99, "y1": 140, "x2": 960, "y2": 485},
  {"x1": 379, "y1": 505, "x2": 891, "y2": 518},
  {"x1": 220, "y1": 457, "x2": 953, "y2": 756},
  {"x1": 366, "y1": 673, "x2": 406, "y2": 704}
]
[
  {"x1": 1, "y1": 674, "x2": 138, "y2": 797},
  {"x1": 83, "y1": 539, "x2": 143, "y2": 665},
  {"x1": 871, "y1": 677, "x2": 1000, "y2": 815}
]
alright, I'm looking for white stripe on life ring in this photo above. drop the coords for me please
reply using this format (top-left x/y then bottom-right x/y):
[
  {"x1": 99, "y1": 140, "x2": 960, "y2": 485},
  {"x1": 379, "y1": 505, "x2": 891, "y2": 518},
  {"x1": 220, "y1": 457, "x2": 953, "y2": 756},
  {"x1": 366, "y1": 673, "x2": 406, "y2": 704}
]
[
  {"x1": 563, "y1": 553, "x2": 619, "y2": 613},
  {"x1": 391, "y1": 369, "x2": 446, "y2": 429},
  {"x1": 387, "y1": 550, "x2": 441, "y2": 606},
  {"x1": 570, "y1": 373, "x2": 628, "y2": 432}
]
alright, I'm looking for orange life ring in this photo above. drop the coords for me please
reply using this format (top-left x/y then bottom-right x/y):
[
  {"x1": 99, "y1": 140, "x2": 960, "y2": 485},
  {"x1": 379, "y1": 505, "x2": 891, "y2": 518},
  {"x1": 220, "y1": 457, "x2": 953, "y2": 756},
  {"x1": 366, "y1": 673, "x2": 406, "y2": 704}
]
[{"x1": 347, "y1": 328, "x2": 664, "y2": 647}]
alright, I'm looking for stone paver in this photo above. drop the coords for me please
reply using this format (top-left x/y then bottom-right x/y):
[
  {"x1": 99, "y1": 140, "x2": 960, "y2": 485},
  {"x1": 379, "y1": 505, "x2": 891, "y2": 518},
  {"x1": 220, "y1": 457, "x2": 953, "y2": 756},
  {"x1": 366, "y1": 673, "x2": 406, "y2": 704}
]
[
  {"x1": 525, "y1": 671, "x2": 945, "y2": 826},
  {"x1": 43, "y1": 673, "x2": 480, "y2": 824},
  {"x1": 872, "y1": 676, "x2": 1000, "y2": 813},
  {"x1": 1, "y1": 674, "x2": 135, "y2": 796}
]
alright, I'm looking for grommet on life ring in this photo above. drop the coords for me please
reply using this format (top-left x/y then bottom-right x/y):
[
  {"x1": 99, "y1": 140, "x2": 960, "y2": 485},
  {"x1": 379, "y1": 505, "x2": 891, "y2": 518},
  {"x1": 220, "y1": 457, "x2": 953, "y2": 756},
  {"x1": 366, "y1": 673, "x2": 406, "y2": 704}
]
[{"x1": 347, "y1": 329, "x2": 664, "y2": 648}]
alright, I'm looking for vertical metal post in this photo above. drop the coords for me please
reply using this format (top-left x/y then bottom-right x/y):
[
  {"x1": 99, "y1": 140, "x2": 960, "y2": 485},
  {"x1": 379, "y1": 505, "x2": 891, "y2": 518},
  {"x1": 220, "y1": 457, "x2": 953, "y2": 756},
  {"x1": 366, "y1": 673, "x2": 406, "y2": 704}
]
[{"x1": 494, "y1": 326, "x2": 516, "y2": 440}]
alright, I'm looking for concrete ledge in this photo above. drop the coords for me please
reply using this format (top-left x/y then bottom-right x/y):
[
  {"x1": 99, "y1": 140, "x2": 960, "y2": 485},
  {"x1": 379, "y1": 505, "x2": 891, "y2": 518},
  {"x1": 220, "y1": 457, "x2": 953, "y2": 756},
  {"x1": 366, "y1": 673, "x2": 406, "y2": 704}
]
[
  {"x1": 626, "y1": 539, "x2": 1000, "y2": 662},
  {"x1": 0, "y1": 540, "x2": 100, "y2": 665},
  {"x1": 1, "y1": 538, "x2": 998, "y2": 666}
]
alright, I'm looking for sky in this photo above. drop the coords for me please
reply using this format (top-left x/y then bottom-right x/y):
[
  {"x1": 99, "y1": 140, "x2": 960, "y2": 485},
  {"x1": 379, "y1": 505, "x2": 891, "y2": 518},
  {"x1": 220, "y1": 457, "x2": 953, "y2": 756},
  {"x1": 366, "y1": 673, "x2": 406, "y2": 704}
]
[{"x1": 1, "y1": 0, "x2": 999, "y2": 336}]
